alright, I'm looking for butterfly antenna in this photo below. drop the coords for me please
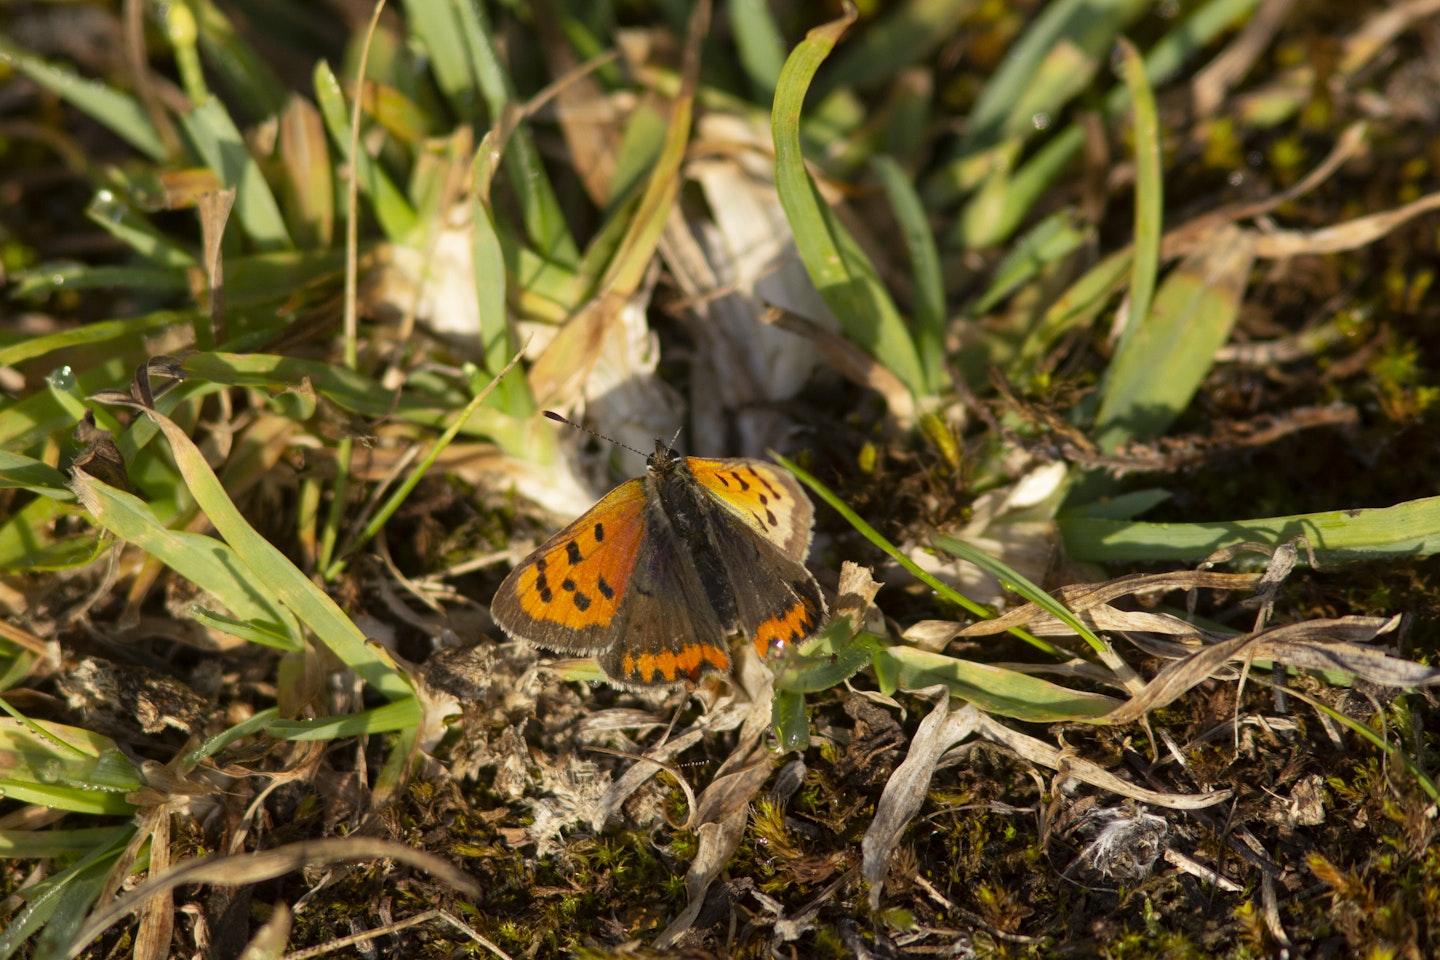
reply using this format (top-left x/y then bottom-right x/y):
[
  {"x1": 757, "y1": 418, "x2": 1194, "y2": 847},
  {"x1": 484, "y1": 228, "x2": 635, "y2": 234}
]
[{"x1": 543, "y1": 410, "x2": 649, "y2": 459}]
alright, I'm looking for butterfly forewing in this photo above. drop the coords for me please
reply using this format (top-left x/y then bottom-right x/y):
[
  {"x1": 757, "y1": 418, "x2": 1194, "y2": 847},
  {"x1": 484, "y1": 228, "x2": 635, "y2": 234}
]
[
  {"x1": 490, "y1": 479, "x2": 647, "y2": 654},
  {"x1": 685, "y1": 458, "x2": 815, "y2": 562}
]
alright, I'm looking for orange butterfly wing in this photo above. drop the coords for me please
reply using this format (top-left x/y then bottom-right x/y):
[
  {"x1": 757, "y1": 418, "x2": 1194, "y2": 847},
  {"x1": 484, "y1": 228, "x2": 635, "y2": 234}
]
[
  {"x1": 490, "y1": 479, "x2": 648, "y2": 655},
  {"x1": 684, "y1": 457, "x2": 825, "y2": 659}
]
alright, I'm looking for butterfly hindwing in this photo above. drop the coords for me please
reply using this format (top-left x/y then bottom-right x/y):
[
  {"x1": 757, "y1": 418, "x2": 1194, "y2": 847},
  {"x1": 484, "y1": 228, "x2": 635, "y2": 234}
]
[
  {"x1": 490, "y1": 479, "x2": 648, "y2": 655},
  {"x1": 701, "y1": 496, "x2": 827, "y2": 660}
]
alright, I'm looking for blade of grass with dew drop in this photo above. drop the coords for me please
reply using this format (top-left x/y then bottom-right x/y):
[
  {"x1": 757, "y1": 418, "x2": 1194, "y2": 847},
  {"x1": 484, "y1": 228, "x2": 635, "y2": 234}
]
[
  {"x1": 313, "y1": 60, "x2": 419, "y2": 243},
  {"x1": 11, "y1": 265, "x2": 188, "y2": 301},
  {"x1": 178, "y1": 708, "x2": 279, "y2": 771},
  {"x1": 265, "y1": 699, "x2": 421, "y2": 741},
  {"x1": 85, "y1": 192, "x2": 196, "y2": 269},
  {"x1": 772, "y1": 452, "x2": 1064, "y2": 658},
  {"x1": 958, "y1": 0, "x2": 1147, "y2": 158},
  {"x1": 0, "y1": 37, "x2": 166, "y2": 162},
  {"x1": 0, "y1": 835, "x2": 128, "y2": 960},
  {"x1": 180, "y1": 97, "x2": 294, "y2": 252},
  {"x1": 874, "y1": 646, "x2": 1120, "y2": 722},
  {"x1": 0, "y1": 717, "x2": 142, "y2": 815},
  {"x1": 874, "y1": 155, "x2": 947, "y2": 395},
  {"x1": 122, "y1": 402, "x2": 412, "y2": 701},
  {"x1": 772, "y1": 8, "x2": 928, "y2": 403},
  {"x1": 1092, "y1": 224, "x2": 1255, "y2": 453},
  {"x1": 0, "y1": 358, "x2": 129, "y2": 453},
  {"x1": 1061, "y1": 494, "x2": 1440, "y2": 564},
  {"x1": 0, "y1": 311, "x2": 196, "y2": 369},
  {"x1": 69, "y1": 472, "x2": 303, "y2": 648},
  {"x1": 1107, "y1": 37, "x2": 1163, "y2": 376},
  {"x1": 771, "y1": 689, "x2": 811, "y2": 753}
]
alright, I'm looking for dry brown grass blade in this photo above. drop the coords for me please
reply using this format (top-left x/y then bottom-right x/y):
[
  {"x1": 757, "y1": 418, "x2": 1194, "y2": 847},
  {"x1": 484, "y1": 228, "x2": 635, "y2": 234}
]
[
  {"x1": 1162, "y1": 121, "x2": 1367, "y2": 260},
  {"x1": 862, "y1": 696, "x2": 980, "y2": 910},
  {"x1": 527, "y1": 0, "x2": 710, "y2": 408},
  {"x1": 195, "y1": 188, "x2": 234, "y2": 347},
  {"x1": 65, "y1": 838, "x2": 481, "y2": 959},
  {"x1": 973, "y1": 713, "x2": 1234, "y2": 809},
  {"x1": 1250, "y1": 189, "x2": 1440, "y2": 259},
  {"x1": 765, "y1": 306, "x2": 917, "y2": 424},
  {"x1": 656, "y1": 753, "x2": 777, "y2": 948},
  {"x1": 588, "y1": 727, "x2": 704, "y2": 833},
  {"x1": 1190, "y1": 0, "x2": 1297, "y2": 118},
  {"x1": 960, "y1": 570, "x2": 1263, "y2": 637}
]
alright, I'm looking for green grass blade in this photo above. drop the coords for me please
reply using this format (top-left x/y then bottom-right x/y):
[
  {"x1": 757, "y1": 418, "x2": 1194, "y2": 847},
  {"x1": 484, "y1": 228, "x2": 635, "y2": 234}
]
[
  {"x1": 121, "y1": 401, "x2": 411, "y2": 701},
  {"x1": 180, "y1": 96, "x2": 294, "y2": 252},
  {"x1": 0, "y1": 452, "x2": 73, "y2": 499},
  {"x1": 1015, "y1": 247, "x2": 1132, "y2": 372},
  {"x1": 0, "y1": 717, "x2": 142, "y2": 815},
  {"x1": 0, "y1": 826, "x2": 135, "y2": 860},
  {"x1": 874, "y1": 155, "x2": 947, "y2": 394},
  {"x1": 0, "y1": 311, "x2": 192, "y2": 369},
  {"x1": 819, "y1": 0, "x2": 976, "y2": 96},
  {"x1": 399, "y1": 0, "x2": 479, "y2": 119},
  {"x1": 772, "y1": 9, "x2": 928, "y2": 403},
  {"x1": 1110, "y1": 37, "x2": 1162, "y2": 370},
  {"x1": 69, "y1": 473, "x2": 303, "y2": 648},
  {"x1": 85, "y1": 192, "x2": 196, "y2": 268},
  {"x1": 774, "y1": 452, "x2": 1065, "y2": 658},
  {"x1": 958, "y1": 0, "x2": 1146, "y2": 157},
  {"x1": 0, "y1": 37, "x2": 166, "y2": 162},
  {"x1": 729, "y1": 0, "x2": 787, "y2": 99},
  {"x1": 1093, "y1": 225, "x2": 1255, "y2": 451},
  {"x1": 972, "y1": 208, "x2": 1090, "y2": 314},
  {"x1": 930, "y1": 532, "x2": 1109, "y2": 657},
  {"x1": 1061, "y1": 494, "x2": 1440, "y2": 564},
  {"x1": 0, "y1": 834, "x2": 128, "y2": 960},
  {"x1": 266, "y1": 699, "x2": 421, "y2": 740},
  {"x1": 313, "y1": 60, "x2": 419, "y2": 243},
  {"x1": 453, "y1": 0, "x2": 579, "y2": 266},
  {"x1": 193, "y1": 0, "x2": 290, "y2": 118},
  {"x1": 0, "y1": 497, "x2": 104, "y2": 573},
  {"x1": 11, "y1": 265, "x2": 188, "y2": 300},
  {"x1": 875, "y1": 646, "x2": 1119, "y2": 722}
]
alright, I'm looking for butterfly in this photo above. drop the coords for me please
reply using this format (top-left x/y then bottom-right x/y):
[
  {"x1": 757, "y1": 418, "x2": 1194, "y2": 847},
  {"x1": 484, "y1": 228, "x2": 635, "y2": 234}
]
[{"x1": 490, "y1": 439, "x2": 826, "y2": 685}]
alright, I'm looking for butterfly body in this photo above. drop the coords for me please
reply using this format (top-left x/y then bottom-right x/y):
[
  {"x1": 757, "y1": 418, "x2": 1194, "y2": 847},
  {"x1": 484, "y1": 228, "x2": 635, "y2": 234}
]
[{"x1": 491, "y1": 441, "x2": 825, "y2": 685}]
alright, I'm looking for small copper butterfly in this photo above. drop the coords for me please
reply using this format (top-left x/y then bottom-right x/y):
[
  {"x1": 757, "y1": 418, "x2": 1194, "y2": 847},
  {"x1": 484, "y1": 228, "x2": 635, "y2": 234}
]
[{"x1": 490, "y1": 430, "x2": 826, "y2": 685}]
